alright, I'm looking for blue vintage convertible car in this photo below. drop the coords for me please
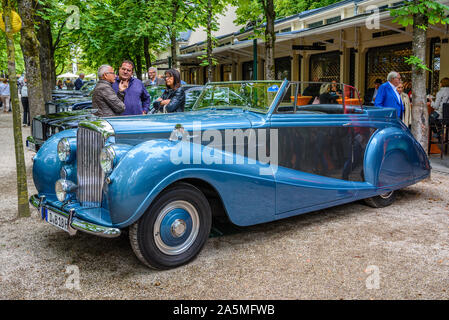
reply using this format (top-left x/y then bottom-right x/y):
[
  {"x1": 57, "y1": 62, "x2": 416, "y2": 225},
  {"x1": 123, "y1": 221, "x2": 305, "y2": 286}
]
[{"x1": 30, "y1": 80, "x2": 430, "y2": 269}]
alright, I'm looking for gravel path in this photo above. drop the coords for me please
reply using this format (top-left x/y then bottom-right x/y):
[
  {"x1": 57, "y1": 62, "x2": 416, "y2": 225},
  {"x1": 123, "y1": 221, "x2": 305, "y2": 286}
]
[{"x1": 0, "y1": 112, "x2": 448, "y2": 300}]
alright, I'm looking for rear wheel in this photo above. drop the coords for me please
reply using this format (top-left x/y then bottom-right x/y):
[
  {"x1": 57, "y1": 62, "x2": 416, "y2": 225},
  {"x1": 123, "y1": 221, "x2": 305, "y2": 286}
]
[
  {"x1": 129, "y1": 182, "x2": 212, "y2": 269},
  {"x1": 364, "y1": 191, "x2": 396, "y2": 208}
]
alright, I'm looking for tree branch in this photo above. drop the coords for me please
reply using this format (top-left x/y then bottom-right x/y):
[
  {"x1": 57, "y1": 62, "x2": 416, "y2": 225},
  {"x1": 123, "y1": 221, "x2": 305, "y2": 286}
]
[{"x1": 52, "y1": 19, "x2": 67, "y2": 51}]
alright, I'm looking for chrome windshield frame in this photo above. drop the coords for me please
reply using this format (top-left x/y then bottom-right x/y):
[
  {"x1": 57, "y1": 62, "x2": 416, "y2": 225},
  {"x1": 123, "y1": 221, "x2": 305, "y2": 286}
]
[{"x1": 191, "y1": 80, "x2": 287, "y2": 114}]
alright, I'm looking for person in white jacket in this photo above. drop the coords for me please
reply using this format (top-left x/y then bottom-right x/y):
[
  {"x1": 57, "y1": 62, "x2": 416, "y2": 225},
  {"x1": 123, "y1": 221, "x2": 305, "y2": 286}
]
[
  {"x1": 0, "y1": 79, "x2": 10, "y2": 113},
  {"x1": 21, "y1": 78, "x2": 30, "y2": 126},
  {"x1": 430, "y1": 77, "x2": 449, "y2": 117}
]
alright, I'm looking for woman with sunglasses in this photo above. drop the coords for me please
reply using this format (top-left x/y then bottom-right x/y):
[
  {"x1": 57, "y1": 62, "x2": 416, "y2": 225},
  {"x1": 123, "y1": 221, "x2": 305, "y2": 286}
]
[{"x1": 151, "y1": 69, "x2": 185, "y2": 113}]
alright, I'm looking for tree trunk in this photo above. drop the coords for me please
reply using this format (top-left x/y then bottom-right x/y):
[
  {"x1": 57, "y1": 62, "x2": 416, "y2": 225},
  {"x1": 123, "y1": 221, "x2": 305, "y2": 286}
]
[
  {"x1": 410, "y1": 12, "x2": 428, "y2": 151},
  {"x1": 169, "y1": 1, "x2": 180, "y2": 70},
  {"x1": 35, "y1": 10, "x2": 54, "y2": 102},
  {"x1": 143, "y1": 36, "x2": 152, "y2": 71},
  {"x1": 170, "y1": 31, "x2": 178, "y2": 70},
  {"x1": 135, "y1": 46, "x2": 142, "y2": 80},
  {"x1": 263, "y1": 0, "x2": 275, "y2": 80},
  {"x1": 2, "y1": 0, "x2": 30, "y2": 218},
  {"x1": 206, "y1": 0, "x2": 213, "y2": 82},
  {"x1": 18, "y1": 0, "x2": 46, "y2": 119}
]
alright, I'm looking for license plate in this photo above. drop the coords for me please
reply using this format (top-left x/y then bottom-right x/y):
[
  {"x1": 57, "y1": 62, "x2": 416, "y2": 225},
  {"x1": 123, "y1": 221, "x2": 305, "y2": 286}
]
[
  {"x1": 26, "y1": 140, "x2": 36, "y2": 152},
  {"x1": 44, "y1": 208, "x2": 69, "y2": 232}
]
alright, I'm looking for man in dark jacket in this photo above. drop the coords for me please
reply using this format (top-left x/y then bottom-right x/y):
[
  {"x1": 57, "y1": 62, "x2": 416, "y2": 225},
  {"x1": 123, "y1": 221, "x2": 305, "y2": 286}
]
[
  {"x1": 74, "y1": 73, "x2": 85, "y2": 90},
  {"x1": 144, "y1": 67, "x2": 165, "y2": 87},
  {"x1": 92, "y1": 65, "x2": 126, "y2": 117},
  {"x1": 364, "y1": 78, "x2": 382, "y2": 106}
]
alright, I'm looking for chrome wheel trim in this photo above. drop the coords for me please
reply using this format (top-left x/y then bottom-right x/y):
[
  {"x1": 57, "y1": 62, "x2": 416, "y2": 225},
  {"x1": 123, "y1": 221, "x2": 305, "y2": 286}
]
[
  {"x1": 379, "y1": 191, "x2": 394, "y2": 199},
  {"x1": 153, "y1": 200, "x2": 200, "y2": 256}
]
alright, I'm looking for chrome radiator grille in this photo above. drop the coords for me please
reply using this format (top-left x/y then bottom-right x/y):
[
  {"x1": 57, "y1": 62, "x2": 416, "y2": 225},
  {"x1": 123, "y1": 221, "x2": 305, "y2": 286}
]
[{"x1": 77, "y1": 126, "x2": 104, "y2": 207}]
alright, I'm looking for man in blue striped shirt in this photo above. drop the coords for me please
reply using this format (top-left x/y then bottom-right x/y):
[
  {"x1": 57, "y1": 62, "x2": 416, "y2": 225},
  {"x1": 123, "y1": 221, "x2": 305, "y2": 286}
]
[{"x1": 112, "y1": 60, "x2": 151, "y2": 115}]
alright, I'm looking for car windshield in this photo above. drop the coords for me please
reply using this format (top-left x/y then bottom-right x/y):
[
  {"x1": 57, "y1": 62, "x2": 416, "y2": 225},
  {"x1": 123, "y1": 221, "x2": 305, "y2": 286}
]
[{"x1": 193, "y1": 81, "x2": 283, "y2": 114}]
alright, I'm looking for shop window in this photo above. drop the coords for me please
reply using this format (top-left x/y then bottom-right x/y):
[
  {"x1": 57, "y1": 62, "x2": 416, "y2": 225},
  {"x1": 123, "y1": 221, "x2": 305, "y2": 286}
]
[
  {"x1": 242, "y1": 61, "x2": 254, "y2": 80},
  {"x1": 372, "y1": 28, "x2": 405, "y2": 39},
  {"x1": 326, "y1": 16, "x2": 341, "y2": 24},
  {"x1": 275, "y1": 56, "x2": 291, "y2": 81},
  {"x1": 308, "y1": 21, "x2": 323, "y2": 28},
  {"x1": 429, "y1": 38, "x2": 441, "y2": 96},
  {"x1": 276, "y1": 27, "x2": 292, "y2": 34},
  {"x1": 309, "y1": 51, "x2": 340, "y2": 83},
  {"x1": 221, "y1": 64, "x2": 232, "y2": 81},
  {"x1": 365, "y1": 42, "x2": 412, "y2": 90}
]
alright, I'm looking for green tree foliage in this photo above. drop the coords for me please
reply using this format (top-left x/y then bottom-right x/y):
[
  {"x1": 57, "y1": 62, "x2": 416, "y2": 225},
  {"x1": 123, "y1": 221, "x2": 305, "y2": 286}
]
[
  {"x1": 195, "y1": 0, "x2": 229, "y2": 81},
  {"x1": 389, "y1": 0, "x2": 449, "y2": 150},
  {"x1": 63, "y1": 0, "x2": 201, "y2": 76},
  {"x1": 275, "y1": 0, "x2": 341, "y2": 19},
  {"x1": 233, "y1": 0, "x2": 276, "y2": 79},
  {"x1": 0, "y1": 34, "x2": 25, "y2": 74},
  {"x1": 1, "y1": 0, "x2": 30, "y2": 218}
]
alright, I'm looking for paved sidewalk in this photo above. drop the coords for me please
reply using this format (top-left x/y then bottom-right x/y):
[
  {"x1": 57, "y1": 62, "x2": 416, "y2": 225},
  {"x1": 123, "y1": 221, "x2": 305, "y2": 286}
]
[{"x1": 429, "y1": 154, "x2": 449, "y2": 174}]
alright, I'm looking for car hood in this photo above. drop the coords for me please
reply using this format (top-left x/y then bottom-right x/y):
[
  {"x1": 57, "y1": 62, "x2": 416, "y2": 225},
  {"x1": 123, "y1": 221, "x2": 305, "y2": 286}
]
[
  {"x1": 36, "y1": 110, "x2": 96, "y2": 125},
  {"x1": 104, "y1": 110, "x2": 266, "y2": 145},
  {"x1": 54, "y1": 96, "x2": 91, "y2": 104}
]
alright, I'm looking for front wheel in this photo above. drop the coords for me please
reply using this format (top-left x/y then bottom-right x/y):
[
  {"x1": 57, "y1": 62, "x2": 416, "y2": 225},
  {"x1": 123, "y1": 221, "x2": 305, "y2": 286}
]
[
  {"x1": 363, "y1": 191, "x2": 396, "y2": 208},
  {"x1": 129, "y1": 182, "x2": 212, "y2": 269}
]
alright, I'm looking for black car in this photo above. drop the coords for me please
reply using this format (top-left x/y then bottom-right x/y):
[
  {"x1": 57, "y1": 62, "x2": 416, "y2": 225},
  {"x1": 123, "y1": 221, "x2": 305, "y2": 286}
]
[
  {"x1": 52, "y1": 81, "x2": 96, "y2": 99},
  {"x1": 27, "y1": 84, "x2": 204, "y2": 152},
  {"x1": 47, "y1": 91, "x2": 93, "y2": 113},
  {"x1": 27, "y1": 110, "x2": 98, "y2": 152}
]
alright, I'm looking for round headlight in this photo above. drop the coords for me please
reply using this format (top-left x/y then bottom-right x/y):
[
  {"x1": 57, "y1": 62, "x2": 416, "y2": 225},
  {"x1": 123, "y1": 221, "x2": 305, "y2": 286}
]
[
  {"x1": 55, "y1": 179, "x2": 77, "y2": 202},
  {"x1": 100, "y1": 146, "x2": 116, "y2": 174},
  {"x1": 55, "y1": 180, "x2": 67, "y2": 202},
  {"x1": 57, "y1": 138, "x2": 71, "y2": 162}
]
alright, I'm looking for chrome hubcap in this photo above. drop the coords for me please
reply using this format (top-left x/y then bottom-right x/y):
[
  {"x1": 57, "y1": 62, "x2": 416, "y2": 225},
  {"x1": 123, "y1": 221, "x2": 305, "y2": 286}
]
[
  {"x1": 380, "y1": 191, "x2": 393, "y2": 199},
  {"x1": 171, "y1": 219, "x2": 187, "y2": 238},
  {"x1": 154, "y1": 200, "x2": 199, "y2": 256}
]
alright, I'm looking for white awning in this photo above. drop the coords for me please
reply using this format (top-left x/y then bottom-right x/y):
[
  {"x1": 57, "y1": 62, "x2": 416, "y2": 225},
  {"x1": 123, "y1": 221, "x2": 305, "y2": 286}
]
[{"x1": 57, "y1": 72, "x2": 78, "y2": 78}]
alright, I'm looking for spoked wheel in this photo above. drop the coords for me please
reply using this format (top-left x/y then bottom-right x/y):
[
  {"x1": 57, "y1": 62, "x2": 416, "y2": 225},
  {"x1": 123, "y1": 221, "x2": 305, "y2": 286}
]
[
  {"x1": 364, "y1": 190, "x2": 396, "y2": 208},
  {"x1": 129, "y1": 182, "x2": 212, "y2": 269}
]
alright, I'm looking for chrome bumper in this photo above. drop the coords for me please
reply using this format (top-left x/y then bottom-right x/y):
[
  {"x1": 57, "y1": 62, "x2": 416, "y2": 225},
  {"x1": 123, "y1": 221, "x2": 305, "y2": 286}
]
[{"x1": 30, "y1": 194, "x2": 121, "y2": 238}]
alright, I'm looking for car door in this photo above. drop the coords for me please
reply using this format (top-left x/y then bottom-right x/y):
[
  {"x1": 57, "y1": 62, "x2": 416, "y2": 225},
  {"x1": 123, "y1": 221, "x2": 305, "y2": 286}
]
[{"x1": 269, "y1": 82, "x2": 376, "y2": 215}]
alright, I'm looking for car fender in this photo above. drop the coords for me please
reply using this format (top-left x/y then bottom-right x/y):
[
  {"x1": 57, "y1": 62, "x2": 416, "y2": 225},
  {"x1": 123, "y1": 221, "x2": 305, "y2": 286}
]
[
  {"x1": 32, "y1": 129, "x2": 77, "y2": 195},
  {"x1": 364, "y1": 126, "x2": 430, "y2": 187},
  {"x1": 105, "y1": 139, "x2": 276, "y2": 228}
]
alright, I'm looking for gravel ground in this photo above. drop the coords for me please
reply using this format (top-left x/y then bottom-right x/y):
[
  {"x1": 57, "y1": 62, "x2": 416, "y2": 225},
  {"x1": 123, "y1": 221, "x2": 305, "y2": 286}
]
[{"x1": 0, "y1": 112, "x2": 448, "y2": 300}]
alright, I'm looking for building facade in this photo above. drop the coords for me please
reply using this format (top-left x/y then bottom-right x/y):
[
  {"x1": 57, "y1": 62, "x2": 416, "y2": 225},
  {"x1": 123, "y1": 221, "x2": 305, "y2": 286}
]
[{"x1": 168, "y1": 0, "x2": 449, "y2": 99}]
